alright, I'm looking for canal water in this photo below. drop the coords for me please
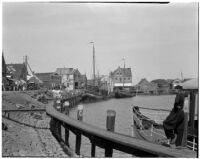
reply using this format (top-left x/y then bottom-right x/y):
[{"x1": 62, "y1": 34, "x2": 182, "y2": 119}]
[{"x1": 66, "y1": 95, "x2": 176, "y2": 157}]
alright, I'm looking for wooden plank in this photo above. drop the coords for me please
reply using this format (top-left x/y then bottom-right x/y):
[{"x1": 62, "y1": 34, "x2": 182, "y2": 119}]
[
  {"x1": 189, "y1": 92, "x2": 195, "y2": 128},
  {"x1": 46, "y1": 104, "x2": 197, "y2": 157},
  {"x1": 2, "y1": 108, "x2": 46, "y2": 112},
  {"x1": 181, "y1": 112, "x2": 188, "y2": 147}
]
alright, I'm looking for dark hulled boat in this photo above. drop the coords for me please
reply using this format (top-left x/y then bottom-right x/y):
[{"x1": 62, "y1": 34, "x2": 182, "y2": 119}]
[{"x1": 115, "y1": 90, "x2": 135, "y2": 98}]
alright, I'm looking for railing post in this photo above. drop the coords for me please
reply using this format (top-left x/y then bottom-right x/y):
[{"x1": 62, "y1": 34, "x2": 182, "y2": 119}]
[
  {"x1": 181, "y1": 112, "x2": 188, "y2": 147},
  {"x1": 75, "y1": 105, "x2": 83, "y2": 155},
  {"x1": 58, "y1": 120, "x2": 62, "y2": 138},
  {"x1": 91, "y1": 142, "x2": 96, "y2": 157},
  {"x1": 65, "y1": 124, "x2": 69, "y2": 146},
  {"x1": 105, "y1": 110, "x2": 116, "y2": 157}
]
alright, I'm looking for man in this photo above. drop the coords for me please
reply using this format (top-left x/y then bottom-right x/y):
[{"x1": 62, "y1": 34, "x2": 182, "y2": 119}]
[{"x1": 163, "y1": 89, "x2": 185, "y2": 146}]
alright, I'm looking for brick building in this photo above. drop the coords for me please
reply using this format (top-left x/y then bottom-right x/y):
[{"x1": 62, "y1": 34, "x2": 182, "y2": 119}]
[
  {"x1": 110, "y1": 66, "x2": 133, "y2": 90},
  {"x1": 35, "y1": 72, "x2": 61, "y2": 89}
]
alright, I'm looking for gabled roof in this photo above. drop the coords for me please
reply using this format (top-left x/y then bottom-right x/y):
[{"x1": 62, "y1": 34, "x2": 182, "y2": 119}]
[
  {"x1": 80, "y1": 74, "x2": 87, "y2": 80},
  {"x1": 2, "y1": 53, "x2": 6, "y2": 77},
  {"x1": 137, "y1": 78, "x2": 157, "y2": 87},
  {"x1": 112, "y1": 67, "x2": 132, "y2": 77},
  {"x1": 6, "y1": 63, "x2": 27, "y2": 79},
  {"x1": 138, "y1": 78, "x2": 149, "y2": 85},
  {"x1": 151, "y1": 79, "x2": 169, "y2": 86},
  {"x1": 55, "y1": 68, "x2": 75, "y2": 75}
]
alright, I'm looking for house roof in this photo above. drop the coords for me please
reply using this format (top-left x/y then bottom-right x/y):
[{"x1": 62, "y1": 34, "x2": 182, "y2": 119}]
[
  {"x1": 138, "y1": 78, "x2": 149, "y2": 85},
  {"x1": 2, "y1": 53, "x2": 6, "y2": 77},
  {"x1": 28, "y1": 76, "x2": 43, "y2": 84},
  {"x1": 6, "y1": 63, "x2": 27, "y2": 79},
  {"x1": 111, "y1": 67, "x2": 132, "y2": 77},
  {"x1": 55, "y1": 68, "x2": 78, "y2": 75},
  {"x1": 35, "y1": 72, "x2": 55, "y2": 76},
  {"x1": 80, "y1": 74, "x2": 87, "y2": 80},
  {"x1": 151, "y1": 79, "x2": 169, "y2": 86},
  {"x1": 180, "y1": 78, "x2": 198, "y2": 90}
]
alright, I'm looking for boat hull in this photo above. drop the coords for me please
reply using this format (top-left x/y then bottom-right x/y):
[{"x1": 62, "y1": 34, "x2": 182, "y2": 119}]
[{"x1": 115, "y1": 91, "x2": 135, "y2": 98}]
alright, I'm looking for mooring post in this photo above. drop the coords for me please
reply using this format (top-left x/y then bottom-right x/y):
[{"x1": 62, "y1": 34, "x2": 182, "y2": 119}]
[
  {"x1": 105, "y1": 110, "x2": 116, "y2": 157},
  {"x1": 75, "y1": 105, "x2": 83, "y2": 155},
  {"x1": 64, "y1": 101, "x2": 70, "y2": 115},
  {"x1": 182, "y1": 112, "x2": 189, "y2": 147}
]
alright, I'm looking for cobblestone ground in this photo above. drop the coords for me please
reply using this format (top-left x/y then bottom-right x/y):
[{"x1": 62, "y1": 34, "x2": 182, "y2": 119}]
[{"x1": 2, "y1": 96, "x2": 69, "y2": 157}]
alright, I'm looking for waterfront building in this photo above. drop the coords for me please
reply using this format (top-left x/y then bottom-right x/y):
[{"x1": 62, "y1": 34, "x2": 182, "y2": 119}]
[
  {"x1": 151, "y1": 79, "x2": 170, "y2": 94},
  {"x1": 109, "y1": 66, "x2": 133, "y2": 90},
  {"x1": 55, "y1": 67, "x2": 83, "y2": 90},
  {"x1": 80, "y1": 74, "x2": 87, "y2": 89},
  {"x1": 35, "y1": 72, "x2": 61, "y2": 89},
  {"x1": 100, "y1": 75, "x2": 114, "y2": 93},
  {"x1": 136, "y1": 78, "x2": 158, "y2": 94}
]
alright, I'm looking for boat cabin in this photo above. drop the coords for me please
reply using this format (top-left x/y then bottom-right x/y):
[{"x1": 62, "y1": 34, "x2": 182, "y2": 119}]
[{"x1": 181, "y1": 78, "x2": 198, "y2": 151}]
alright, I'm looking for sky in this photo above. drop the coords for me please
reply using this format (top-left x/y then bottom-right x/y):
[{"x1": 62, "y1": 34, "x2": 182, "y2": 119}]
[{"x1": 3, "y1": 2, "x2": 198, "y2": 84}]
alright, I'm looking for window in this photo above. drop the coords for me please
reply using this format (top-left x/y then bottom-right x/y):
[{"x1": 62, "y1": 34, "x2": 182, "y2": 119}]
[
  {"x1": 115, "y1": 77, "x2": 118, "y2": 80},
  {"x1": 124, "y1": 78, "x2": 126, "y2": 80}
]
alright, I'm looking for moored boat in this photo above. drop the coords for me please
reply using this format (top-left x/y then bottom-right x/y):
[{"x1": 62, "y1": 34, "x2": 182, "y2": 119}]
[
  {"x1": 132, "y1": 105, "x2": 198, "y2": 151},
  {"x1": 132, "y1": 79, "x2": 198, "y2": 151},
  {"x1": 115, "y1": 90, "x2": 135, "y2": 98}
]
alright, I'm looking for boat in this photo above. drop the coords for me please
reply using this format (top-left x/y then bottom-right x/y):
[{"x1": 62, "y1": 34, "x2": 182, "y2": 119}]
[
  {"x1": 132, "y1": 105, "x2": 197, "y2": 151},
  {"x1": 132, "y1": 79, "x2": 198, "y2": 151},
  {"x1": 132, "y1": 106, "x2": 167, "y2": 144},
  {"x1": 114, "y1": 58, "x2": 135, "y2": 99},
  {"x1": 115, "y1": 90, "x2": 135, "y2": 98}
]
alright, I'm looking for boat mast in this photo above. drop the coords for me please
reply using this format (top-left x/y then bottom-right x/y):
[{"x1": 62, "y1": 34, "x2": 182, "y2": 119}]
[
  {"x1": 89, "y1": 42, "x2": 95, "y2": 87},
  {"x1": 25, "y1": 55, "x2": 28, "y2": 82},
  {"x1": 93, "y1": 43, "x2": 95, "y2": 87}
]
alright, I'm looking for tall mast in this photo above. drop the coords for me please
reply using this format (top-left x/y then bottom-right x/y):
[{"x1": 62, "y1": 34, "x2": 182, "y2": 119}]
[
  {"x1": 93, "y1": 43, "x2": 95, "y2": 87},
  {"x1": 25, "y1": 55, "x2": 28, "y2": 82},
  {"x1": 89, "y1": 42, "x2": 95, "y2": 87}
]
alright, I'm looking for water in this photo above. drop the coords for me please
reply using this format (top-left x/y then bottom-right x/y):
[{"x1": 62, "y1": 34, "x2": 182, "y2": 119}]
[{"x1": 66, "y1": 95, "x2": 176, "y2": 157}]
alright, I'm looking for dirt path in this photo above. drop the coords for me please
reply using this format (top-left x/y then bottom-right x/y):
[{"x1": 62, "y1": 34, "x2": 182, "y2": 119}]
[{"x1": 2, "y1": 91, "x2": 69, "y2": 157}]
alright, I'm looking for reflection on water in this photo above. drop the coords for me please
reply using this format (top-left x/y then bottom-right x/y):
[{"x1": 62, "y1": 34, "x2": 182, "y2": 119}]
[{"x1": 67, "y1": 95, "x2": 176, "y2": 157}]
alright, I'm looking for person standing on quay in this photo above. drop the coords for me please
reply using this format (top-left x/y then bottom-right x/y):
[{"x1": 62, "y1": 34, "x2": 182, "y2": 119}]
[{"x1": 163, "y1": 89, "x2": 185, "y2": 147}]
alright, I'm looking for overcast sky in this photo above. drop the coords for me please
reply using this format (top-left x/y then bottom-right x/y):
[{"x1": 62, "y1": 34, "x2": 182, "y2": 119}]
[{"x1": 3, "y1": 2, "x2": 198, "y2": 84}]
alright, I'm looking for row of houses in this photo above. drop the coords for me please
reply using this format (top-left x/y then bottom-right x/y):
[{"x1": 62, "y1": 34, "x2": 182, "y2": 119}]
[
  {"x1": 2, "y1": 53, "x2": 188, "y2": 94},
  {"x1": 35, "y1": 68, "x2": 87, "y2": 90}
]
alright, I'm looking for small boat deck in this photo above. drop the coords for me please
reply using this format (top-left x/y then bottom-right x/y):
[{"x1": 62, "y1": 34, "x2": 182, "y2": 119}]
[{"x1": 133, "y1": 125, "x2": 197, "y2": 157}]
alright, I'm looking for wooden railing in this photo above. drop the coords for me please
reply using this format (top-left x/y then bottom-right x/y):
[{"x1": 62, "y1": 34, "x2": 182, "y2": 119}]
[{"x1": 46, "y1": 97, "x2": 196, "y2": 158}]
